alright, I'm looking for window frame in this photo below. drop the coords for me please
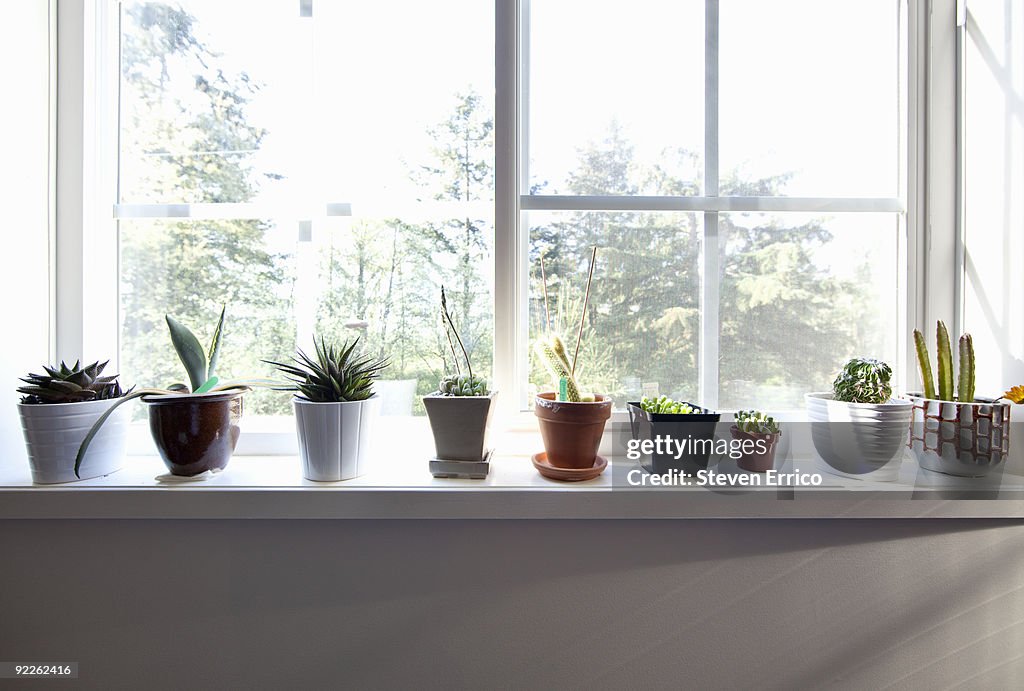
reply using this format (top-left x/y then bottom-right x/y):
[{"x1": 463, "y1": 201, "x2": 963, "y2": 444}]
[{"x1": 54, "y1": 0, "x2": 959, "y2": 451}]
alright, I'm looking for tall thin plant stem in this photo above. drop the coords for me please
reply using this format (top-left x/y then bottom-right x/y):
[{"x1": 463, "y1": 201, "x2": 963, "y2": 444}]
[
  {"x1": 572, "y1": 246, "x2": 598, "y2": 378},
  {"x1": 441, "y1": 286, "x2": 473, "y2": 382},
  {"x1": 540, "y1": 255, "x2": 551, "y2": 333},
  {"x1": 440, "y1": 287, "x2": 460, "y2": 376}
]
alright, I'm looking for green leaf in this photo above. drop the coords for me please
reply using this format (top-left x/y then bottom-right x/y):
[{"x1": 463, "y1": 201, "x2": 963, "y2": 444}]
[
  {"x1": 193, "y1": 375, "x2": 219, "y2": 394},
  {"x1": 206, "y1": 304, "x2": 226, "y2": 381},
  {"x1": 166, "y1": 314, "x2": 208, "y2": 392}
]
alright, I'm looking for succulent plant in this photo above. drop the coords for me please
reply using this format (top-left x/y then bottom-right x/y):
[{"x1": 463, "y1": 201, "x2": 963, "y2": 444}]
[
  {"x1": 832, "y1": 357, "x2": 893, "y2": 404},
  {"x1": 166, "y1": 305, "x2": 225, "y2": 393},
  {"x1": 734, "y1": 410, "x2": 781, "y2": 435},
  {"x1": 75, "y1": 305, "x2": 274, "y2": 478},
  {"x1": 640, "y1": 396, "x2": 696, "y2": 415},
  {"x1": 913, "y1": 321, "x2": 975, "y2": 402},
  {"x1": 268, "y1": 336, "x2": 389, "y2": 403},
  {"x1": 438, "y1": 374, "x2": 489, "y2": 397},
  {"x1": 437, "y1": 286, "x2": 490, "y2": 396},
  {"x1": 18, "y1": 360, "x2": 128, "y2": 404}
]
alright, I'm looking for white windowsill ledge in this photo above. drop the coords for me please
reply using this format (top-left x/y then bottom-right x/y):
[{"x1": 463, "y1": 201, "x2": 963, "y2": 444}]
[{"x1": 2, "y1": 451, "x2": 1024, "y2": 520}]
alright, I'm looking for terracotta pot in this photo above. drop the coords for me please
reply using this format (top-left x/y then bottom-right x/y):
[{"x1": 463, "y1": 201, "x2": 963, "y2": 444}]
[
  {"x1": 534, "y1": 392, "x2": 612, "y2": 469},
  {"x1": 144, "y1": 389, "x2": 248, "y2": 476},
  {"x1": 731, "y1": 426, "x2": 780, "y2": 473},
  {"x1": 627, "y1": 401, "x2": 721, "y2": 475}
]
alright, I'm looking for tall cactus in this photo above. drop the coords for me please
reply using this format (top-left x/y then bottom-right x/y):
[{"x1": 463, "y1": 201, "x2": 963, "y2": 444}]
[
  {"x1": 936, "y1": 320, "x2": 954, "y2": 401},
  {"x1": 958, "y1": 333, "x2": 975, "y2": 402},
  {"x1": 913, "y1": 329, "x2": 936, "y2": 399},
  {"x1": 534, "y1": 337, "x2": 581, "y2": 402}
]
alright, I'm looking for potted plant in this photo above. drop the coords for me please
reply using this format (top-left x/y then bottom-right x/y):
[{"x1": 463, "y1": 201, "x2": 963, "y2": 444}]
[
  {"x1": 531, "y1": 248, "x2": 612, "y2": 481},
  {"x1": 908, "y1": 321, "x2": 1010, "y2": 476},
  {"x1": 268, "y1": 336, "x2": 388, "y2": 482},
  {"x1": 731, "y1": 410, "x2": 782, "y2": 473},
  {"x1": 76, "y1": 306, "x2": 267, "y2": 477},
  {"x1": 17, "y1": 360, "x2": 131, "y2": 483},
  {"x1": 805, "y1": 357, "x2": 912, "y2": 477},
  {"x1": 422, "y1": 287, "x2": 497, "y2": 475},
  {"x1": 627, "y1": 396, "x2": 721, "y2": 475}
]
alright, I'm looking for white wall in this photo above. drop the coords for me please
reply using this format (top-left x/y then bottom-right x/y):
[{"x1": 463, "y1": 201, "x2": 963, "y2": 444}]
[
  {"x1": 964, "y1": 0, "x2": 1024, "y2": 396},
  {"x1": 0, "y1": 2, "x2": 51, "y2": 465},
  {"x1": 1, "y1": 519, "x2": 1023, "y2": 689}
]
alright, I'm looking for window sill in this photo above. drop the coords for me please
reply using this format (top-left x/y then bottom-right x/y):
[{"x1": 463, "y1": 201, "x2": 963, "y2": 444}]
[{"x1": 2, "y1": 450, "x2": 1024, "y2": 520}]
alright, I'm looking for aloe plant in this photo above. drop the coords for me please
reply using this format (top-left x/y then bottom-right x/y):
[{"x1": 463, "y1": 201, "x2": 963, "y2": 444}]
[
  {"x1": 74, "y1": 305, "x2": 273, "y2": 477},
  {"x1": 913, "y1": 321, "x2": 976, "y2": 402},
  {"x1": 18, "y1": 360, "x2": 128, "y2": 404}
]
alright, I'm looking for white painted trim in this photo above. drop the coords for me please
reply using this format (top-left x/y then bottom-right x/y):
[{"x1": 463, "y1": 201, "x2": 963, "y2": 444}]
[
  {"x1": 700, "y1": 0, "x2": 721, "y2": 409},
  {"x1": 520, "y1": 195, "x2": 906, "y2": 213},
  {"x1": 55, "y1": 0, "x2": 118, "y2": 366},
  {"x1": 494, "y1": 0, "x2": 521, "y2": 419},
  {"x1": 114, "y1": 202, "x2": 353, "y2": 219}
]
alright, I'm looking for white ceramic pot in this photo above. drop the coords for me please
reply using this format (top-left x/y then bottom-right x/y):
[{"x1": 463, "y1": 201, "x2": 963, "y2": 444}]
[
  {"x1": 18, "y1": 397, "x2": 130, "y2": 484},
  {"x1": 294, "y1": 395, "x2": 381, "y2": 481},
  {"x1": 907, "y1": 394, "x2": 1011, "y2": 477},
  {"x1": 805, "y1": 392, "x2": 912, "y2": 477}
]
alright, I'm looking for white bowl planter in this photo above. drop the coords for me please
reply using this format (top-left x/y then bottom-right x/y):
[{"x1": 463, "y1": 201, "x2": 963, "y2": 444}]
[
  {"x1": 907, "y1": 394, "x2": 1011, "y2": 477},
  {"x1": 18, "y1": 397, "x2": 130, "y2": 484},
  {"x1": 805, "y1": 392, "x2": 912, "y2": 478},
  {"x1": 294, "y1": 394, "x2": 381, "y2": 481}
]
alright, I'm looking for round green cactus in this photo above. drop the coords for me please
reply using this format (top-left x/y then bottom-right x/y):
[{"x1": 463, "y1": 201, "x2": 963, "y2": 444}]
[{"x1": 832, "y1": 358, "x2": 893, "y2": 404}]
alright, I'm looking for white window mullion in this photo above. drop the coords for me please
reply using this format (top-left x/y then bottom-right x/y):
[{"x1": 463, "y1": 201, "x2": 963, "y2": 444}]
[
  {"x1": 495, "y1": 0, "x2": 521, "y2": 417},
  {"x1": 700, "y1": 0, "x2": 721, "y2": 409}
]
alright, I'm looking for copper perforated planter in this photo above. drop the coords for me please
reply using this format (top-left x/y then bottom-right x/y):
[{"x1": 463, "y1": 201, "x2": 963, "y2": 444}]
[
  {"x1": 534, "y1": 392, "x2": 612, "y2": 469},
  {"x1": 907, "y1": 394, "x2": 1011, "y2": 477}
]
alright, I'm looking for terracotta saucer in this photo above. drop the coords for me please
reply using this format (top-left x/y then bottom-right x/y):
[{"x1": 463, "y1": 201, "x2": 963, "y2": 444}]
[{"x1": 531, "y1": 452, "x2": 608, "y2": 482}]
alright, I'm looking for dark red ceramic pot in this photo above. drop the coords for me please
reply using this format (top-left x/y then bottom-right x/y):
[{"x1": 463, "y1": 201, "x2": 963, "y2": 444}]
[
  {"x1": 144, "y1": 389, "x2": 248, "y2": 476},
  {"x1": 730, "y1": 426, "x2": 780, "y2": 473}
]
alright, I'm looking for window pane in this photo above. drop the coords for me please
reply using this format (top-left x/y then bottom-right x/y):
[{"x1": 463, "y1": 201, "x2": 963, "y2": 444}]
[
  {"x1": 719, "y1": 0, "x2": 900, "y2": 197},
  {"x1": 718, "y1": 212, "x2": 901, "y2": 410},
  {"x1": 119, "y1": 214, "x2": 494, "y2": 417},
  {"x1": 118, "y1": 1, "x2": 495, "y2": 417},
  {"x1": 528, "y1": 211, "x2": 701, "y2": 408},
  {"x1": 119, "y1": 1, "x2": 312, "y2": 204},
  {"x1": 527, "y1": 0, "x2": 705, "y2": 196}
]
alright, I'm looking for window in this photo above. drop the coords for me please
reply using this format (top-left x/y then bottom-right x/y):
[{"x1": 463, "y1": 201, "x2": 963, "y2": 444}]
[
  {"x1": 85, "y1": 0, "x2": 910, "y2": 438},
  {"x1": 116, "y1": 0, "x2": 494, "y2": 419},
  {"x1": 522, "y1": 0, "x2": 906, "y2": 410}
]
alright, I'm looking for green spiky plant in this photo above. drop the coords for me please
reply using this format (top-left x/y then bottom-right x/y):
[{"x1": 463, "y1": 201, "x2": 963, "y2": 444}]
[
  {"x1": 913, "y1": 320, "x2": 975, "y2": 402},
  {"x1": 734, "y1": 410, "x2": 781, "y2": 435},
  {"x1": 18, "y1": 360, "x2": 128, "y2": 404},
  {"x1": 267, "y1": 336, "x2": 389, "y2": 403},
  {"x1": 832, "y1": 358, "x2": 894, "y2": 404},
  {"x1": 640, "y1": 395, "x2": 696, "y2": 415},
  {"x1": 74, "y1": 305, "x2": 274, "y2": 477},
  {"x1": 436, "y1": 286, "x2": 489, "y2": 396}
]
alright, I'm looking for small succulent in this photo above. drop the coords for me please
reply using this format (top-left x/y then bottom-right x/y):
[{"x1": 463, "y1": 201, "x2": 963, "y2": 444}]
[
  {"x1": 268, "y1": 336, "x2": 389, "y2": 403},
  {"x1": 734, "y1": 409, "x2": 780, "y2": 435},
  {"x1": 18, "y1": 360, "x2": 128, "y2": 404},
  {"x1": 914, "y1": 321, "x2": 975, "y2": 402},
  {"x1": 438, "y1": 374, "x2": 489, "y2": 397},
  {"x1": 640, "y1": 395, "x2": 696, "y2": 415},
  {"x1": 832, "y1": 357, "x2": 893, "y2": 404}
]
